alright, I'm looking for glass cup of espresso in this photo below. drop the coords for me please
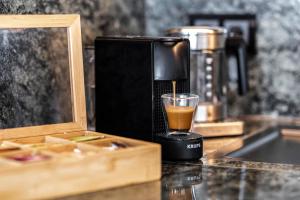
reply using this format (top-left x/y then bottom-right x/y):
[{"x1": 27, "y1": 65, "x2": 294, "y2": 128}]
[{"x1": 161, "y1": 93, "x2": 199, "y2": 134}]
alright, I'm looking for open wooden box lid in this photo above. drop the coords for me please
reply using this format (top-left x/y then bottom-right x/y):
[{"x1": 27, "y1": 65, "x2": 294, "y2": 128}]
[
  {"x1": 0, "y1": 15, "x2": 161, "y2": 200},
  {"x1": 0, "y1": 15, "x2": 87, "y2": 140}
]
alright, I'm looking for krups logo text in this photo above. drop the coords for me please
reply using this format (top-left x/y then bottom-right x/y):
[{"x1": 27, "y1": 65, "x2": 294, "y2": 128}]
[
  {"x1": 187, "y1": 176, "x2": 202, "y2": 181},
  {"x1": 187, "y1": 143, "x2": 201, "y2": 149}
]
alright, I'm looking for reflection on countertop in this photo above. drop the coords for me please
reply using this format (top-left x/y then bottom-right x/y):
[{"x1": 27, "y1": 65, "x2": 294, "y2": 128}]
[
  {"x1": 56, "y1": 161, "x2": 300, "y2": 200},
  {"x1": 56, "y1": 118, "x2": 300, "y2": 200},
  {"x1": 163, "y1": 161, "x2": 300, "y2": 200}
]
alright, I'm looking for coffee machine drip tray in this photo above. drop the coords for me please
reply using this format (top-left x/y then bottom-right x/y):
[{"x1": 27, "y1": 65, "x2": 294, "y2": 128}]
[
  {"x1": 155, "y1": 132, "x2": 203, "y2": 161},
  {"x1": 193, "y1": 119, "x2": 244, "y2": 138}
]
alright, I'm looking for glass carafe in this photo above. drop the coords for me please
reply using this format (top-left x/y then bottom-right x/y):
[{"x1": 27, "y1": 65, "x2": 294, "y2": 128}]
[
  {"x1": 190, "y1": 49, "x2": 227, "y2": 122},
  {"x1": 167, "y1": 26, "x2": 227, "y2": 122}
]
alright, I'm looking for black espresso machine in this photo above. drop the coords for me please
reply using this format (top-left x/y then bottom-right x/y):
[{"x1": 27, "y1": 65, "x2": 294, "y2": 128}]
[{"x1": 95, "y1": 36, "x2": 203, "y2": 160}]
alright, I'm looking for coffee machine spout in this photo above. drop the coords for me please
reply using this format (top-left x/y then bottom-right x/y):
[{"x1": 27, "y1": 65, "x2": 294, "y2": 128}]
[{"x1": 154, "y1": 39, "x2": 189, "y2": 81}]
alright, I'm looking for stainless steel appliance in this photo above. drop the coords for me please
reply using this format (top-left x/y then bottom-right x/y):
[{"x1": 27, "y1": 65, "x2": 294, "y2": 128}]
[{"x1": 167, "y1": 26, "x2": 248, "y2": 122}]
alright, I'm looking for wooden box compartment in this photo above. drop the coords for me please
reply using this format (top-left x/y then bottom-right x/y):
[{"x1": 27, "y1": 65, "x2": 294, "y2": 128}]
[
  {"x1": 85, "y1": 138, "x2": 139, "y2": 151},
  {"x1": 0, "y1": 15, "x2": 161, "y2": 200},
  {"x1": 51, "y1": 131, "x2": 109, "y2": 142},
  {"x1": 0, "y1": 134, "x2": 161, "y2": 199},
  {"x1": 39, "y1": 142, "x2": 101, "y2": 156},
  {"x1": 0, "y1": 143, "x2": 23, "y2": 154},
  {"x1": 7, "y1": 135, "x2": 71, "y2": 148},
  {"x1": 0, "y1": 149, "x2": 55, "y2": 164}
]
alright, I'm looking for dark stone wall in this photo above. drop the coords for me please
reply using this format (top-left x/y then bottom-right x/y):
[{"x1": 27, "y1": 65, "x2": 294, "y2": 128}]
[
  {"x1": 1, "y1": 0, "x2": 300, "y2": 128},
  {"x1": 0, "y1": 28, "x2": 72, "y2": 128},
  {"x1": 0, "y1": 0, "x2": 145, "y2": 128},
  {"x1": 145, "y1": 0, "x2": 300, "y2": 118},
  {"x1": 0, "y1": 0, "x2": 145, "y2": 44}
]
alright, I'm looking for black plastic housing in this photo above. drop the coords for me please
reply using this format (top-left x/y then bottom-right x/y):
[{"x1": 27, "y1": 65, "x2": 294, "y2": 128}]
[{"x1": 94, "y1": 36, "x2": 190, "y2": 141}]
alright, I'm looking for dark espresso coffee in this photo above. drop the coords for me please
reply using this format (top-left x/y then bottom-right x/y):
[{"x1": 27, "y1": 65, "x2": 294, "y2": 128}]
[{"x1": 166, "y1": 105, "x2": 195, "y2": 131}]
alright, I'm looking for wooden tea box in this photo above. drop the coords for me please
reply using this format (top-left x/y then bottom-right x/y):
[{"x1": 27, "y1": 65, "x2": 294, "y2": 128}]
[{"x1": 0, "y1": 15, "x2": 161, "y2": 199}]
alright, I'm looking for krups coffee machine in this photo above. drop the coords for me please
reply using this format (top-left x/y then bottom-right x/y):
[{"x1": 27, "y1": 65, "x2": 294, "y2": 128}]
[
  {"x1": 95, "y1": 36, "x2": 203, "y2": 160},
  {"x1": 95, "y1": 36, "x2": 190, "y2": 141}
]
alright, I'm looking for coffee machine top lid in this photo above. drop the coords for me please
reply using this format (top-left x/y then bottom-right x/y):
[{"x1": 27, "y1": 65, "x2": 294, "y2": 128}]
[
  {"x1": 95, "y1": 35, "x2": 188, "y2": 43},
  {"x1": 166, "y1": 26, "x2": 227, "y2": 50}
]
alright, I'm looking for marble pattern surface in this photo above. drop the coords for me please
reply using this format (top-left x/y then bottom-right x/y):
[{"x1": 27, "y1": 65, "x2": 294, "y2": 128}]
[
  {"x1": 35, "y1": 0, "x2": 145, "y2": 44},
  {"x1": 0, "y1": 28, "x2": 72, "y2": 128},
  {"x1": 162, "y1": 162, "x2": 300, "y2": 200},
  {"x1": 0, "y1": 0, "x2": 145, "y2": 128},
  {"x1": 145, "y1": 0, "x2": 300, "y2": 117},
  {"x1": 2, "y1": 0, "x2": 300, "y2": 124},
  {"x1": 54, "y1": 160, "x2": 300, "y2": 200},
  {"x1": 0, "y1": 0, "x2": 145, "y2": 44}
]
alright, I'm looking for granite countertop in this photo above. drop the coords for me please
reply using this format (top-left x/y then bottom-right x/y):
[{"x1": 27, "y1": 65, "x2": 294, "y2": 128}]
[{"x1": 56, "y1": 118, "x2": 300, "y2": 200}]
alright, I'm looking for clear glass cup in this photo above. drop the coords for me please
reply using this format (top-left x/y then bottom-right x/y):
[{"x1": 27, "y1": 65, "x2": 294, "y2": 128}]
[{"x1": 161, "y1": 93, "x2": 199, "y2": 134}]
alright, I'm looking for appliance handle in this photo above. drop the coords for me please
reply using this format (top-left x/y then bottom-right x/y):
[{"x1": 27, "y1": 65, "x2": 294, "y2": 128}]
[
  {"x1": 235, "y1": 39, "x2": 248, "y2": 95},
  {"x1": 226, "y1": 26, "x2": 249, "y2": 96}
]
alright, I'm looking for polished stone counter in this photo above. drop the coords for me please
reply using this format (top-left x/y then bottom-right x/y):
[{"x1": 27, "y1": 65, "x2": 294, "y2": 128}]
[
  {"x1": 56, "y1": 119, "x2": 300, "y2": 200},
  {"x1": 162, "y1": 161, "x2": 300, "y2": 200},
  {"x1": 57, "y1": 160, "x2": 300, "y2": 200}
]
